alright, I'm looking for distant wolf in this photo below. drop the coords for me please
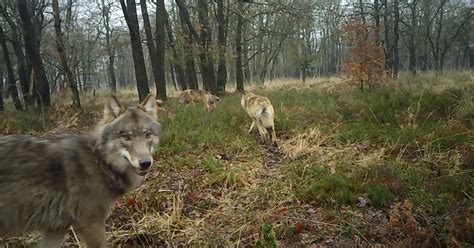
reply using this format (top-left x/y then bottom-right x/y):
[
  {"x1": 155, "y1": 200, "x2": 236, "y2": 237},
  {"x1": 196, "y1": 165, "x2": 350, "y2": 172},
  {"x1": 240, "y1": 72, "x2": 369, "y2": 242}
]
[
  {"x1": 178, "y1": 89, "x2": 220, "y2": 112},
  {"x1": 0, "y1": 94, "x2": 161, "y2": 248},
  {"x1": 241, "y1": 91, "x2": 277, "y2": 143}
]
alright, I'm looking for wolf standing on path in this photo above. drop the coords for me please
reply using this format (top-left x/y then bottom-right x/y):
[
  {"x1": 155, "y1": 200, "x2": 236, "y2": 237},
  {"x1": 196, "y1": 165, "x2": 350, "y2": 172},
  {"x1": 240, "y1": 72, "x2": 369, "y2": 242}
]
[
  {"x1": 0, "y1": 94, "x2": 161, "y2": 248},
  {"x1": 241, "y1": 91, "x2": 277, "y2": 143}
]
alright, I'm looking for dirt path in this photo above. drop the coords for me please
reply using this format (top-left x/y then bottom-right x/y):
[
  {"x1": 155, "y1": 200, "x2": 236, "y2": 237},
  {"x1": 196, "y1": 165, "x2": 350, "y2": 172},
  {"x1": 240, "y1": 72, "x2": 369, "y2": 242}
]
[{"x1": 261, "y1": 141, "x2": 283, "y2": 168}]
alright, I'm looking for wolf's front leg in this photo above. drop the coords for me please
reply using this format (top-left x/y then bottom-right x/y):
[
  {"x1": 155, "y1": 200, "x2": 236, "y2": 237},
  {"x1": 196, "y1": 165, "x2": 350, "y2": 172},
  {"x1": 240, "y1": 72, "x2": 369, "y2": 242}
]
[
  {"x1": 248, "y1": 120, "x2": 256, "y2": 133},
  {"x1": 75, "y1": 221, "x2": 106, "y2": 248},
  {"x1": 38, "y1": 231, "x2": 66, "y2": 248},
  {"x1": 37, "y1": 230, "x2": 66, "y2": 248}
]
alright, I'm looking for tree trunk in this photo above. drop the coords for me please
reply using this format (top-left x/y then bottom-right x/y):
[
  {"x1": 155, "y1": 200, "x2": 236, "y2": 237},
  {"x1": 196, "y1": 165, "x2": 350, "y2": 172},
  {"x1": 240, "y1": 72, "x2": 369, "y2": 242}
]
[
  {"x1": 176, "y1": 0, "x2": 198, "y2": 89},
  {"x1": 408, "y1": 0, "x2": 417, "y2": 74},
  {"x1": 0, "y1": 65, "x2": 4, "y2": 111},
  {"x1": 140, "y1": 0, "x2": 161, "y2": 98},
  {"x1": 0, "y1": 6, "x2": 31, "y2": 106},
  {"x1": 155, "y1": 0, "x2": 167, "y2": 100},
  {"x1": 65, "y1": 0, "x2": 80, "y2": 95},
  {"x1": 242, "y1": 24, "x2": 251, "y2": 82},
  {"x1": 101, "y1": 0, "x2": 117, "y2": 92},
  {"x1": 164, "y1": 9, "x2": 186, "y2": 90},
  {"x1": 383, "y1": 0, "x2": 392, "y2": 74},
  {"x1": 374, "y1": 0, "x2": 380, "y2": 41},
  {"x1": 235, "y1": 1, "x2": 244, "y2": 92},
  {"x1": 196, "y1": 0, "x2": 217, "y2": 94},
  {"x1": 139, "y1": 0, "x2": 156, "y2": 86},
  {"x1": 52, "y1": 0, "x2": 81, "y2": 109},
  {"x1": 421, "y1": 1, "x2": 430, "y2": 71},
  {"x1": 120, "y1": 0, "x2": 149, "y2": 101},
  {"x1": 18, "y1": 0, "x2": 51, "y2": 108},
  {"x1": 392, "y1": 0, "x2": 399, "y2": 78},
  {"x1": 430, "y1": 0, "x2": 447, "y2": 71},
  {"x1": 216, "y1": 0, "x2": 227, "y2": 94},
  {"x1": 358, "y1": 0, "x2": 366, "y2": 22},
  {"x1": 0, "y1": 24, "x2": 23, "y2": 110}
]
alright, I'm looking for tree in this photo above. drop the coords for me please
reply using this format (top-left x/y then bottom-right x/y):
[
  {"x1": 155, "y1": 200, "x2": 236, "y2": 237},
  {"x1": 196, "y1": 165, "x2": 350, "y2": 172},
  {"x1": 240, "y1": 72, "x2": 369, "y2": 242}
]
[
  {"x1": 17, "y1": 0, "x2": 50, "y2": 108},
  {"x1": 0, "y1": 64, "x2": 4, "y2": 111},
  {"x1": 196, "y1": 0, "x2": 217, "y2": 93},
  {"x1": 342, "y1": 18, "x2": 386, "y2": 92},
  {"x1": 235, "y1": 1, "x2": 244, "y2": 92},
  {"x1": 120, "y1": 0, "x2": 149, "y2": 101},
  {"x1": 0, "y1": 24, "x2": 22, "y2": 110},
  {"x1": 99, "y1": 0, "x2": 118, "y2": 92},
  {"x1": 392, "y1": 0, "x2": 400, "y2": 78},
  {"x1": 0, "y1": 3, "x2": 31, "y2": 106},
  {"x1": 155, "y1": 0, "x2": 167, "y2": 100},
  {"x1": 216, "y1": 0, "x2": 227, "y2": 94},
  {"x1": 382, "y1": 0, "x2": 392, "y2": 74},
  {"x1": 175, "y1": 0, "x2": 217, "y2": 93},
  {"x1": 402, "y1": 0, "x2": 419, "y2": 74},
  {"x1": 164, "y1": 7, "x2": 186, "y2": 90},
  {"x1": 140, "y1": 0, "x2": 166, "y2": 100},
  {"x1": 175, "y1": 0, "x2": 198, "y2": 89},
  {"x1": 52, "y1": 0, "x2": 81, "y2": 109}
]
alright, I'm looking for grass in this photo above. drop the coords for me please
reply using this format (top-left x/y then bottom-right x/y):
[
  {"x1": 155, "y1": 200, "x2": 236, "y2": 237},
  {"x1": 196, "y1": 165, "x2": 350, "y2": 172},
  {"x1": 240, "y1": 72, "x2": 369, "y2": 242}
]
[{"x1": 0, "y1": 70, "x2": 473, "y2": 246}]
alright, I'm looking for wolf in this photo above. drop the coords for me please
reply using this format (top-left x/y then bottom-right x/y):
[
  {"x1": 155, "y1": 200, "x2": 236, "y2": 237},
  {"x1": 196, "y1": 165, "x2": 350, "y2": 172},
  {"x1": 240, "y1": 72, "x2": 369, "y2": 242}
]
[
  {"x1": 0, "y1": 94, "x2": 161, "y2": 248},
  {"x1": 178, "y1": 89, "x2": 220, "y2": 112},
  {"x1": 241, "y1": 91, "x2": 277, "y2": 143}
]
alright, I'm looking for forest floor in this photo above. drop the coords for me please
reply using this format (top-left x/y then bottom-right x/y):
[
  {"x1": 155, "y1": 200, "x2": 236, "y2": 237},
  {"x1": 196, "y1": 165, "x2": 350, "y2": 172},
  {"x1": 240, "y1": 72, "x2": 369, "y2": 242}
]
[{"x1": 0, "y1": 71, "x2": 473, "y2": 247}]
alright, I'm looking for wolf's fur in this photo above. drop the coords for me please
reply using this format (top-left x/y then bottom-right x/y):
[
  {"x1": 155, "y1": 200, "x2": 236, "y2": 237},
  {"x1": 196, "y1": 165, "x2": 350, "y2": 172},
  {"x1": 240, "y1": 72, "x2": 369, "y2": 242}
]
[
  {"x1": 178, "y1": 89, "x2": 220, "y2": 112},
  {"x1": 0, "y1": 94, "x2": 161, "y2": 248},
  {"x1": 241, "y1": 91, "x2": 277, "y2": 143}
]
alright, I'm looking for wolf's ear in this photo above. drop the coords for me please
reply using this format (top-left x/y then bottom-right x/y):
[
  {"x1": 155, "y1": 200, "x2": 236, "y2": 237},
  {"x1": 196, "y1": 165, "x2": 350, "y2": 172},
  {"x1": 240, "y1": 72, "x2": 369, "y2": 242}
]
[
  {"x1": 140, "y1": 93, "x2": 158, "y2": 119},
  {"x1": 104, "y1": 95, "x2": 123, "y2": 121}
]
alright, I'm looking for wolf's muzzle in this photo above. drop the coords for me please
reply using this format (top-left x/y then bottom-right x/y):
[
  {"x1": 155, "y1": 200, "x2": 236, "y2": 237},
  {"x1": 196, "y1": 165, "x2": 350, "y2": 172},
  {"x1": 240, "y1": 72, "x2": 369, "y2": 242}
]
[{"x1": 139, "y1": 160, "x2": 152, "y2": 170}]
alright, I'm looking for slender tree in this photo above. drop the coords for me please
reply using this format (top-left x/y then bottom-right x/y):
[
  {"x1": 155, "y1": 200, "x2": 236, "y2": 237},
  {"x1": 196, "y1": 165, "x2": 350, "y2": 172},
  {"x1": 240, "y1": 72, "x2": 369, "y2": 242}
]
[
  {"x1": 17, "y1": 0, "x2": 50, "y2": 108},
  {"x1": 392, "y1": 0, "x2": 400, "y2": 78},
  {"x1": 0, "y1": 4, "x2": 31, "y2": 106},
  {"x1": 0, "y1": 24, "x2": 23, "y2": 110},
  {"x1": 120, "y1": 0, "x2": 149, "y2": 101},
  {"x1": 99, "y1": 0, "x2": 117, "y2": 92},
  {"x1": 140, "y1": 0, "x2": 165, "y2": 100},
  {"x1": 235, "y1": 1, "x2": 244, "y2": 92},
  {"x1": 176, "y1": 0, "x2": 198, "y2": 89},
  {"x1": 197, "y1": 0, "x2": 217, "y2": 93},
  {"x1": 216, "y1": 0, "x2": 227, "y2": 94},
  {"x1": 405, "y1": 0, "x2": 418, "y2": 74},
  {"x1": 0, "y1": 64, "x2": 4, "y2": 111},
  {"x1": 52, "y1": 0, "x2": 81, "y2": 109},
  {"x1": 164, "y1": 8, "x2": 186, "y2": 90},
  {"x1": 155, "y1": 0, "x2": 167, "y2": 100}
]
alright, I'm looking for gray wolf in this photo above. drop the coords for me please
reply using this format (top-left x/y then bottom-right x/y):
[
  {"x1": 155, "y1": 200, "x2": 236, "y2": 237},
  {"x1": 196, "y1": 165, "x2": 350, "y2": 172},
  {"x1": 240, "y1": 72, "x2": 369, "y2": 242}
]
[
  {"x1": 178, "y1": 89, "x2": 220, "y2": 112},
  {"x1": 0, "y1": 94, "x2": 161, "y2": 248},
  {"x1": 241, "y1": 91, "x2": 277, "y2": 143}
]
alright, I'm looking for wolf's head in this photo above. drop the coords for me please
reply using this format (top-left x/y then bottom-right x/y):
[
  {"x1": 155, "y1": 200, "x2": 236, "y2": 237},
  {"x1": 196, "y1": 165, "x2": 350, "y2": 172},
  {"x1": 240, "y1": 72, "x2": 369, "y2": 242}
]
[
  {"x1": 209, "y1": 94, "x2": 220, "y2": 104},
  {"x1": 241, "y1": 90, "x2": 254, "y2": 108},
  {"x1": 96, "y1": 94, "x2": 161, "y2": 176}
]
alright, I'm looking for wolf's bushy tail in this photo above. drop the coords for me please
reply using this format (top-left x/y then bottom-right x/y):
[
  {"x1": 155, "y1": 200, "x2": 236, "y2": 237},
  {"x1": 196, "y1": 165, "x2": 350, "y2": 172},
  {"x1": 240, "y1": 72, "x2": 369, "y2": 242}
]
[{"x1": 257, "y1": 105, "x2": 274, "y2": 128}]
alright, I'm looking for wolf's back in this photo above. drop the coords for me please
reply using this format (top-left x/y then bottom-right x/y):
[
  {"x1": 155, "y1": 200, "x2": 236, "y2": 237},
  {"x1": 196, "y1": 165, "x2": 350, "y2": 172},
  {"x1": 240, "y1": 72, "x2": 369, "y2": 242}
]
[{"x1": 0, "y1": 134, "x2": 96, "y2": 233}]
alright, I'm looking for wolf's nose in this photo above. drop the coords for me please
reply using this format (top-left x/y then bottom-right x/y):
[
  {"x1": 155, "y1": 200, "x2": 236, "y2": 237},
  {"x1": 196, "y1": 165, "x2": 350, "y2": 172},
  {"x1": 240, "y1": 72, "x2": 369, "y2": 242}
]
[{"x1": 139, "y1": 160, "x2": 152, "y2": 169}]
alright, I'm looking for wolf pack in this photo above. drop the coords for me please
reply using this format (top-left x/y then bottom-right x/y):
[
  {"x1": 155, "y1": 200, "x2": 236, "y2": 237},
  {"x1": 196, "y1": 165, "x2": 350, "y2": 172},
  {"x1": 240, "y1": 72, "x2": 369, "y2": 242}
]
[{"x1": 0, "y1": 89, "x2": 276, "y2": 247}]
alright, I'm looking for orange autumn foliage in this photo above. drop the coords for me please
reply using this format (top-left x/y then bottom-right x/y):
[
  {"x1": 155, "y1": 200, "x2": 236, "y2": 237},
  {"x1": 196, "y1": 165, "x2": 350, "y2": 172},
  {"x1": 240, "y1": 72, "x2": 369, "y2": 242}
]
[{"x1": 342, "y1": 18, "x2": 387, "y2": 92}]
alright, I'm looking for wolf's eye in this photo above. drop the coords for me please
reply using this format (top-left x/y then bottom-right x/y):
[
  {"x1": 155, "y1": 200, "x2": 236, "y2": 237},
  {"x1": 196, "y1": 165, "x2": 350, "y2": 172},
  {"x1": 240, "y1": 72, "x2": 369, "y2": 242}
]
[
  {"x1": 144, "y1": 131, "x2": 152, "y2": 138},
  {"x1": 120, "y1": 134, "x2": 131, "y2": 141}
]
